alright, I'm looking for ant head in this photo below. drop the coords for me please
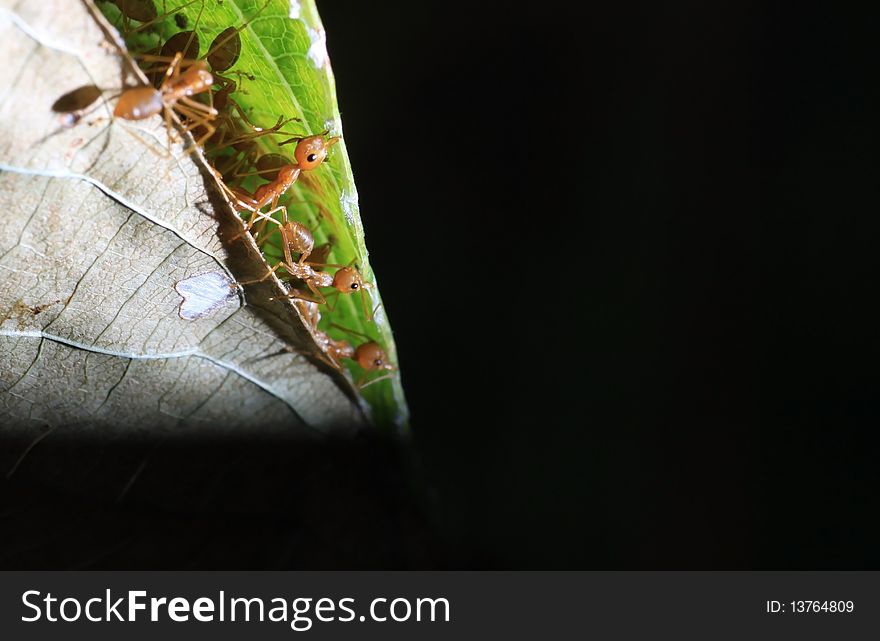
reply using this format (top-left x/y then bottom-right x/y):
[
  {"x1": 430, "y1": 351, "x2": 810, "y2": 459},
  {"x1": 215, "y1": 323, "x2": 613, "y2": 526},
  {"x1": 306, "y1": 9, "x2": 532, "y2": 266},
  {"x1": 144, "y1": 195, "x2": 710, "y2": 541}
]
[
  {"x1": 293, "y1": 133, "x2": 340, "y2": 171},
  {"x1": 355, "y1": 342, "x2": 392, "y2": 372},
  {"x1": 331, "y1": 266, "x2": 368, "y2": 294}
]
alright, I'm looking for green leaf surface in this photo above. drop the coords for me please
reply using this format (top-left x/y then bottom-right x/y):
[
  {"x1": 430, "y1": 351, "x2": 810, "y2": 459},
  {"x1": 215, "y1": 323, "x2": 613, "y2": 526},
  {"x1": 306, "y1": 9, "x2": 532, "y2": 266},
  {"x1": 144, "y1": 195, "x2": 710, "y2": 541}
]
[{"x1": 99, "y1": 0, "x2": 408, "y2": 429}]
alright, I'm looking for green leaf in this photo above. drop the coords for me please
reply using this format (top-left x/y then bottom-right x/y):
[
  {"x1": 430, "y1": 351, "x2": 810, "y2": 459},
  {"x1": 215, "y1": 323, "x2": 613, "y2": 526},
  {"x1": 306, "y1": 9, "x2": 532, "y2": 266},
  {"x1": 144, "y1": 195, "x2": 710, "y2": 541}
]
[{"x1": 99, "y1": 0, "x2": 408, "y2": 430}]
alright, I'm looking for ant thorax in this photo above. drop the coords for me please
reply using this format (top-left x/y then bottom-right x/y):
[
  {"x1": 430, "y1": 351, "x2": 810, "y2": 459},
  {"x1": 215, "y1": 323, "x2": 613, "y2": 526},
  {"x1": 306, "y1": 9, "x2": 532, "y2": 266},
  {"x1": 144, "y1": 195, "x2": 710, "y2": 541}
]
[
  {"x1": 286, "y1": 263, "x2": 333, "y2": 289},
  {"x1": 330, "y1": 338, "x2": 356, "y2": 361},
  {"x1": 314, "y1": 332, "x2": 356, "y2": 368},
  {"x1": 167, "y1": 64, "x2": 213, "y2": 98}
]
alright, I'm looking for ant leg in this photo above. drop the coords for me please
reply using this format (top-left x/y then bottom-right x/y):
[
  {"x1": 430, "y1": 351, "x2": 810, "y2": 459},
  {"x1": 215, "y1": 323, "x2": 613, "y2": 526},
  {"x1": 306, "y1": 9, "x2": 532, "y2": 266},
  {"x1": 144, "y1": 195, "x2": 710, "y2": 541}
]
[
  {"x1": 251, "y1": 206, "x2": 289, "y2": 243},
  {"x1": 165, "y1": 51, "x2": 185, "y2": 86},
  {"x1": 305, "y1": 280, "x2": 328, "y2": 305},
  {"x1": 304, "y1": 256, "x2": 358, "y2": 270},
  {"x1": 359, "y1": 287, "x2": 373, "y2": 322},
  {"x1": 277, "y1": 135, "x2": 303, "y2": 147},
  {"x1": 176, "y1": 96, "x2": 218, "y2": 119},
  {"x1": 271, "y1": 286, "x2": 326, "y2": 305},
  {"x1": 231, "y1": 195, "x2": 264, "y2": 229},
  {"x1": 357, "y1": 371, "x2": 397, "y2": 390},
  {"x1": 250, "y1": 194, "x2": 283, "y2": 240},
  {"x1": 215, "y1": 178, "x2": 259, "y2": 213},
  {"x1": 211, "y1": 170, "x2": 246, "y2": 206},
  {"x1": 272, "y1": 276, "x2": 329, "y2": 305},
  {"x1": 323, "y1": 289, "x2": 340, "y2": 313},
  {"x1": 163, "y1": 105, "x2": 176, "y2": 154},
  {"x1": 219, "y1": 111, "x2": 303, "y2": 147},
  {"x1": 212, "y1": 73, "x2": 251, "y2": 96},
  {"x1": 231, "y1": 166, "x2": 295, "y2": 180},
  {"x1": 310, "y1": 347, "x2": 344, "y2": 371},
  {"x1": 250, "y1": 214, "x2": 270, "y2": 241},
  {"x1": 231, "y1": 103, "x2": 275, "y2": 130},
  {"x1": 203, "y1": 84, "x2": 215, "y2": 116},
  {"x1": 187, "y1": 118, "x2": 217, "y2": 149},
  {"x1": 114, "y1": 121, "x2": 170, "y2": 159},
  {"x1": 154, "y1": 53, "x2": 186, "y2": 155},
  {"x1": 235, "y1": 262, "x2": 285, "y2": 286},
  {"x1": 328, "y1": 323, "x2": 374, "y2": 342},
  {"x1": 174, "y1": 101, "x2": 218, "y2": 148},
  {"x1": 229, "y1": 205, "x2": 287, "y2": 243},
  {"x1": 212, "y1": 179, "x2": 267, "y2": 234},
  {"x1": 251, "y1": 207, "x2": 293, "y2": 251},
  {"x1": 278, "y1": 128, "x2": 338, "y2": 147},
  {"x1": 136, "y1": 53, "x2": 206, "y2": 69},
  {"x1": 164, "y1": 99, "x2": 216, "y2": 154},
  {"x1": 228, "y1": 100, "x2": 302, "y2": 133},
  {"x1": 210, "y1": 143, "x2": 261, "y2": 184}
]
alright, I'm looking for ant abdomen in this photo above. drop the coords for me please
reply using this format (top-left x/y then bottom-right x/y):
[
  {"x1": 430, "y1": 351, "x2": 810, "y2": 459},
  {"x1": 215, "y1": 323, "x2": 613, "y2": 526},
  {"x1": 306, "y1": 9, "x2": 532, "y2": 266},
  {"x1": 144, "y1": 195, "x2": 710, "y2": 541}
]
[
  {"x1": 52, "y1": 85, "x2": 102, "y2": 114},
  {"x1": 282, "y1": 220, "x2": 315, "y2": 262}
]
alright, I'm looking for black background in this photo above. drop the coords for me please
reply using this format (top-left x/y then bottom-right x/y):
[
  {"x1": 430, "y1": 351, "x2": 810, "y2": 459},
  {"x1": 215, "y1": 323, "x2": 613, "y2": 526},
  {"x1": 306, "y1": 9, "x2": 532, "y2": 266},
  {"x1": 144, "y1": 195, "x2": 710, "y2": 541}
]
[
  {"x1": 3, "y1": 0, "x2": 879, "y2": 570},
  {"x1": 317, "y1": 0, "x2": 880, "y2": 568}
]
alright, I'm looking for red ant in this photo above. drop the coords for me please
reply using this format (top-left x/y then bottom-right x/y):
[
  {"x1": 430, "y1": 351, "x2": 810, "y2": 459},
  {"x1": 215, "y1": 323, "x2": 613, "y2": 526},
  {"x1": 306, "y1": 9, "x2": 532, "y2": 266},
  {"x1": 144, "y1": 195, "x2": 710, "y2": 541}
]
[
  {"x1": 326, "y1": 324, "x2": 397, "y2": 388},
  {"x1": 216, "y1": 132, "x2": 340, "y2": 236},
  {"x1": 112, "y1": 50, "x2": 218, "y2": 147},
  {"x1": 144, "y1": 29, "x2": 301, "y2": 163},
  {"x1": 298, "y1": 303, "x2": 396, "y2": 388},
  {"x1": 112, "y1": 0, "x2": 277, "y2": 149},
  {"x1": 232, "y1": 206, "x2": 372, "y2": 316},
  {"x1": 264, "y1": 211, "x2": 374, "y2": 320}
]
